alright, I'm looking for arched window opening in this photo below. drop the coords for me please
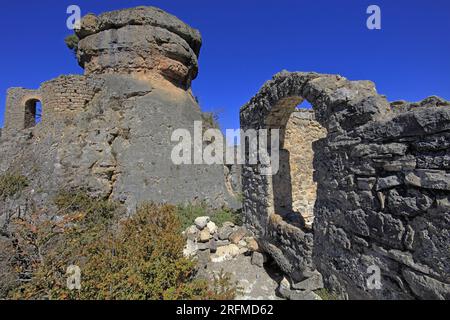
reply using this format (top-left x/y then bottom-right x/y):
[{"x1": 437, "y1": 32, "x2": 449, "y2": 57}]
[
  {"x1": 296, "y1": 99, "x2": 313, "y2": 110},
  {"x1": 24, "y1": 99, "x2": 42, "y2": 129}
]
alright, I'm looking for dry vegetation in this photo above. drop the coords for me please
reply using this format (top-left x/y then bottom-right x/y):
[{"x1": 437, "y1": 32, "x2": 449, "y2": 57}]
[{"x1": 0, "y1": 184, "x2": 237, "y2": 300}]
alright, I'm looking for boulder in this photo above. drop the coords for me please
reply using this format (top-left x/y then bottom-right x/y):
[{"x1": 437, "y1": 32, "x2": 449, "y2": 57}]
[
  {"x1": 218, "y1": 225, "x2": 234, "y2": 240},
  {"x1": 183, "y1": 225, "x2": 199, "y2": 241},
  {"x1": 206, "y1": 221, "x2": 218, "y2": 234},
  {"x1": 278, "y1": 277, "x2": 322, "y2": 300},
  {"x1": 403, "y1": 269, "x2": 450, "y2": 300},
  {"x1": 210, "y1": 244, "x2": 240, "y2": 263},
  {"x1": 197, "y1": 250, "x2": 210, "y2": 268},
  {"x1": 199, "y1": 229, "x2": 211, "y2": 242},
  {"x1": 194, "y1": 216, "x2": 210, "y2": 230},
  {"x1": 209, "y1": 239, "x2": 217, "y2": 253},
  {"x1": 229, "y1": 227, "x2": 248, "y2": 244},
  {"x1": 216, "y1": 239, "x2": 230, "y2": 247},
  {"x1": 292, "y1": 271, "x2": 324, "y2": 291},
  {"x1": 405, "y1": 170, "x2": 450, "y2": 191},
  {"x1": 197, "y1": 242, "x2": 210, "y2": 251},
  {"x1": 375, "y1": 176, "x2": 402, "y2": 191},
  {"x1": 222, "y1": 221, "x2": 235, "y2": 228},
  {"x1": 183, "y1": 239, "x2": 198, "y2": 258},
  {"x1": 251, "y1": 252, "x2": 267, "y2": 268},
  {"x1": 245, "y1": 237, "x2": 260, "y2": 252}
]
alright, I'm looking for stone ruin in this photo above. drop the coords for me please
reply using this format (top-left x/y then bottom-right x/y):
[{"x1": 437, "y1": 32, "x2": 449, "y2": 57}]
[
  {"x1": 240, "y1": 71, "x2": 450, "y2": 299},
  {"x1": 0, "y1": 7, "x2": 238, "y2": 213},
  {"x1": 1, "y1": 6, "x2": 449, "y2": 300}
]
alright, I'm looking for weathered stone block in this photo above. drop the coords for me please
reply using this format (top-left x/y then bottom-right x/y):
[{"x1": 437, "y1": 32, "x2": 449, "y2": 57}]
[
  {"x1": 376, "y1": 176, "x2": 402, "y2": 191},
  {"x1": 405, "y1": 170, "x2": 450, "y2": 190},
  {"x1": 403, "y1": 269, "x2": 450, "y2": 300}
]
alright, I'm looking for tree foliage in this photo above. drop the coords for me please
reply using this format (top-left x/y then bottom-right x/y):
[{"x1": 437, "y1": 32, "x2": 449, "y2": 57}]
[
  {"x1": 0, "y1": 173, "x2": 28, "y2": 200},
  {"x1": 64, "y1": 34, "x2": 79, "y2": 55}
]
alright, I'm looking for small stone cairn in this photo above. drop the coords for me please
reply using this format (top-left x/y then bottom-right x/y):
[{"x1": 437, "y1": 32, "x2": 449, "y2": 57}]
[{"x1": 182, "y1": 216, "x2": 267, "y2": 268}]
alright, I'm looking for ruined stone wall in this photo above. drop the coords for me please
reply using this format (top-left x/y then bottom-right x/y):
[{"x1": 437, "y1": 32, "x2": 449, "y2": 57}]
[
  {"x1": 3, "y1": 88, "x2": 42, "y2": 136},
  {"x1": 240, "y1": 71, "x2": 450, "y2": 299},
  {"x1": 2, "y1": 76, "x2": 100, "y2": 139},
  {"x1": 40, "y1": 75, "x2": 99, "y2": 115},
  {"x1": 314, "y1": 97, "x2": 450, "y2": 300}
]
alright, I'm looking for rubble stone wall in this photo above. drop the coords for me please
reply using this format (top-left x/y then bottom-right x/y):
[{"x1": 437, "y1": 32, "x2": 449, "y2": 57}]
[
  {"x1": 240, "y1": 71, "x2": 450, "y2": 299},
  {"x1": 3, "y1": 88, "x2": 42, "y2": 136}
]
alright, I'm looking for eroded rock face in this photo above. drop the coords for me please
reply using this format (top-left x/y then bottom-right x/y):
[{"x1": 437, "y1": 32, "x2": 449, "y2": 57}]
[
  {"x1": 240, "y1": 71, "x2": 450, "y2": 300},
  {"x1": 0, "y1": 7, "x2": 236, "y2": 217},
  {"x1": 75, "y1": 6, "x2": 202, "y2": 88}
]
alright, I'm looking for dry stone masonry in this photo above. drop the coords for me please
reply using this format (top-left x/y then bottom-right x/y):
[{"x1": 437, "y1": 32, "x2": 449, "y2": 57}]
[{"x1": 240, "y1": 71, "x2": 450, "y2": 300}]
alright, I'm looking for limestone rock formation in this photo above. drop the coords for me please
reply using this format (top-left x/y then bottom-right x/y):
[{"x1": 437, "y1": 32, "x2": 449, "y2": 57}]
[
  {"x1": 0, "y1": 7, "x2": 237, "y2": 217},
  {"x1": 75, "y1": 6, "x2": 201, "y2": 88}
]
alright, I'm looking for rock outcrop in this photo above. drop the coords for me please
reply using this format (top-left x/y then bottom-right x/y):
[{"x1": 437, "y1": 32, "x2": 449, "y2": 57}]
[
  {"x1": 75, "y1": 6, "x2": 201, "y2": 89},
  {"x1": 0, "y1": 7, "x2": 236, "y2": 216}
]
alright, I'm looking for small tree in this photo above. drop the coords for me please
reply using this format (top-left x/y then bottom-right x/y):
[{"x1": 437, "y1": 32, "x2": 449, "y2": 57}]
[{"x1": 64, "y1": 34, "x2": 79, "y2": 55}]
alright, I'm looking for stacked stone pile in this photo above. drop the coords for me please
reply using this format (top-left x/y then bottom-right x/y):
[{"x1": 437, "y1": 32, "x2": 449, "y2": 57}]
[{"x1": 182, "y1": 216, "x2": 267, "y2": 267}]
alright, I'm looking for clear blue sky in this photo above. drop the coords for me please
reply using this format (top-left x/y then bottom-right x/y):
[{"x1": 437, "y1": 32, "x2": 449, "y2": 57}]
[{"x1": 1, "y1": 0, "x2": 449, "y2": 130}]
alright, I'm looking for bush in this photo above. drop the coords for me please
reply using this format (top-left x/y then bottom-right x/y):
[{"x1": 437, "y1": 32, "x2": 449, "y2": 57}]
[
  {"x1": 176, "y1": 203, "x2": 242, "y2": 230},
  {"x1": 7, "y1": 193, "x2": 237, "y2": 300},
  {"x1": 64, "y1": 34, "x2": 79, "y2": 55},
  {"x1": 53, "y1": 190, "x2": 119, "y2": 226},
  {"x1": 0, "y1": 173, "x2": 28, "y2": 200},
  {"x1": 211, "y1": 207, "x2": 242, "y2": 227},
  {"x1": 315, "y1": 288, "x2": 340, "y2": 300},
  {"x1": 201, "y1": 112, "x2": 220, "y2": 130}
]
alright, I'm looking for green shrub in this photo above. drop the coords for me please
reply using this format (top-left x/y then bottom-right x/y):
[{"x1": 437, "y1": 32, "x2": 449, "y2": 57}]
[
  {"x1": 176, "y1": 203, "x2": 242, "y2": 230},
  {"x1": 8, "y1": 193, "x2": 237, "y2": 300},
  {"x1": 0, "y1": 173, "x2": 28, "y2": 200},
  {"x1": 64, "y1": 34, "x2": 79, "y2": 55},
  {"x1": 176, "y1": 202, "x2": 209, "y2": 230},
  {"x1": 54, "y1": 190, "x2": 120, "y2": 226},
  {"x1": 211, "y1": 207, "x2": 242, "y2": 227},
  {"x1": 315, "y1": 288, "x2": 340, "y2": 300}
]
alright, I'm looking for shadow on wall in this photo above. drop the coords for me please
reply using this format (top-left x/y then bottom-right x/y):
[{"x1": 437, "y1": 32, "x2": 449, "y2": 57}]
[
  {"x1": 272, "y1": 148, "x2": 293, "y2": 216},
  {"x1": 24, "y1": 99, "x2": 42, "y2": 128},
  {"x1": 270, "y1": 108, "x2": 327, "y2": 228}
]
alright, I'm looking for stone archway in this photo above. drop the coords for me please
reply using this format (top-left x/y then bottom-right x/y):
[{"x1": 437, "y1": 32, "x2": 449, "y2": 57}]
[
  {"x1": 240, "y1": 71, "x2": 388, "y2": 231},
  {"x1": 240, "y1": 71, "x2": 392, "y2": 291}
]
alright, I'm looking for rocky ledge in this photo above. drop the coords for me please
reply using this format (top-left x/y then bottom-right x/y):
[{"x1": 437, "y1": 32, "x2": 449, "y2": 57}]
[{"x1": 75, "y1": 6, "x2": 201, "y2": 87}]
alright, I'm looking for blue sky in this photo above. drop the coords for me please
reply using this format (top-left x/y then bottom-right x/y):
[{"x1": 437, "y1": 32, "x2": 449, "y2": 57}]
[{"x1": 1, "y1": 0, "x2": 449, "y2": 130}]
